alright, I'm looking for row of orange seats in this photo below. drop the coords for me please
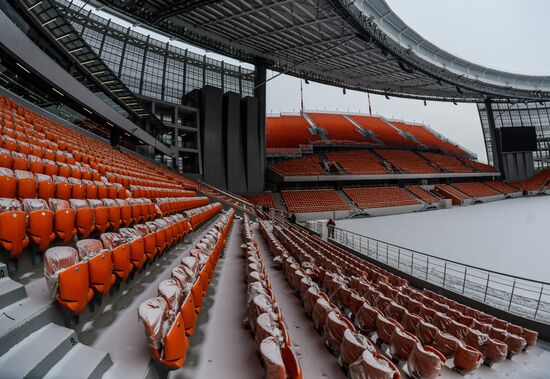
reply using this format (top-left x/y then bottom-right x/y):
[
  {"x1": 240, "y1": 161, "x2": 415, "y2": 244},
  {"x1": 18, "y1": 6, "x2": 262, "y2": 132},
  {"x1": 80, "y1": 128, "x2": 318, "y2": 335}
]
[
  {"x1": 343, "y1": 187, "x2": 421, "y2": 209},
  {"x1": 435, "y1": 184, "x2": 470, "y2": 201},
  {"x1": 420, "y1": 152, "x2": 472, "y2": 173},
  {"x1": 348, "y1": 115, "x2": 418, "y2": 147},
  {"x1": 1, "y1": 98, "x2": 185, "y2": 191},
  {"x1": 263, "y1": 223, "x2": 403, "y2": 378},
  {"x1": 0, "y1": 168, "x2": 125, "y2": 201},
  {"x1": 183, "y1": 203, "x2": 223, "y2": 229},
  {"x1": 138, "y1": 210, "x2": 235, "y2": 368},
  {"x1": 452, "y1": 182, "x2": 501, "y2": 198},
  {"x1": 1, "y1": 117, "x2": 58, "y2": 146},
  {"x1": 1, "y1": 97, "x2": 199, "y2": 201},
  {"x1": 406, "y1": 185, "x2": 441, "y2": 204},
  {"x1": 0, "y1": 197, "x2": 158, "y2": 260},
  {"x1": 465, "y1": 160, "x2": 498, "y2": 173},
  {"x1": 270, "y1": 155, "x2": 324, "y2": 176},
  {"x1": 243, "y1": 216, "x2": 302, "y2": 379},
  {"x1": 245, "y1": 193, "x2": 276, "y2": 209},
  {"x1": 277, "y1": 224, "x2": 537, "y2": 375},
  {"x1": 484, "y1": 181, "x2": 519, "y2": 194},
  {"x1": 44, "y1": 213, "x2": 193, "y2": 318},
  {"x1": 375, "y1": 149, "x2": 439, "y2": 174},
  {"x1": 393, "y1": 121, "x2": 469, "y2": 158},
  {"x1": 155, "y1": 197, "x2": 210, "y2": 214},
  {"x1": 266, "y1": 115, "x2": 321, "y2": 148},
  {"x1": 130, "y1": 185, "x2": 195, "y2": 199},
  {"x1": 325, "y1": 150, "x2": 387, "y2": 175},
  {"x1": 0, "y1": 150, "x2": 98, "y2": 180},
  {"x1": 308, "y1": 113, "x2": 374, "y2": 144},
  {"x1": 105, "y1": 172, "x2": 182, "y2": 190},
  {"x1": 281, "y1": 189, "x2": 350, "y2": 213}
]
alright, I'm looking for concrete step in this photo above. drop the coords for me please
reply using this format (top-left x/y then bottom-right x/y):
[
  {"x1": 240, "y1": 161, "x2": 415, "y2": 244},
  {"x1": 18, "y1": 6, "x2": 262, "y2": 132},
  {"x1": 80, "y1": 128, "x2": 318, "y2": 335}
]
[
  {"x1": 43, "y1": 343, "x2": 113, "y2": 379},
  {"x1": 337, "y1": 190, "x2": 357, "y2": 209},
  {"x1": 272, "y1": 192, "x2": 287, "y2": 212},
  {"x1": 0, "y1": 283, "x2": 62, "y2": 357},
  {"x1": 0, "y1": 323, "x2": 77, "y2": 379},
  {"x1": 0, "y1": 263, "x2": 27, "y2": 311}
]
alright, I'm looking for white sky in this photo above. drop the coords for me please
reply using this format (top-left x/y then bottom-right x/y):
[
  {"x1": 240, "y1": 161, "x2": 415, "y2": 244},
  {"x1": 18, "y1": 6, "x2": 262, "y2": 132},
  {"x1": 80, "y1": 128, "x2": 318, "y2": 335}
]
[{"x1": 83, "y1": 0, "x2": 550, "y2": 163}]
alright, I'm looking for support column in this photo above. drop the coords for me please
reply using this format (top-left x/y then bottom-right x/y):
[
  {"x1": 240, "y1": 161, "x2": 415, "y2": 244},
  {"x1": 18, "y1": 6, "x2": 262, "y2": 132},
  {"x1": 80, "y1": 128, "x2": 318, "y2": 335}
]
[
  {"x1": 254, "y1": 61, "x2": 267, "y2": 192},
  {"x1": 484, "y1": 98, "x2": 505, "y2": 176}
]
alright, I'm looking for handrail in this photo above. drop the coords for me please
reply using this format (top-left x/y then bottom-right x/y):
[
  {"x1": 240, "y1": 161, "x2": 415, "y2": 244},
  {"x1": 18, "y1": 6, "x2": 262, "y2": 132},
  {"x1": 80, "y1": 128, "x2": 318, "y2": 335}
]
[
  {"x1": 329, "y1": 224, "x2": 550, "y2": 285},
  {"x1": 301, "y1": 220, "x2": 550, "y2": 323}
]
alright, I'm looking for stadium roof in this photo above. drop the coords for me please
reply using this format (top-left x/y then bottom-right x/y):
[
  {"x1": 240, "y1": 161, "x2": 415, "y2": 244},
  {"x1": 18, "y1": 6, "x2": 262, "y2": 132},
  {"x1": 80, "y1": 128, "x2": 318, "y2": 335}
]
[{"x1": 87, "y1": 0, "x2": 550, "y2": 103}]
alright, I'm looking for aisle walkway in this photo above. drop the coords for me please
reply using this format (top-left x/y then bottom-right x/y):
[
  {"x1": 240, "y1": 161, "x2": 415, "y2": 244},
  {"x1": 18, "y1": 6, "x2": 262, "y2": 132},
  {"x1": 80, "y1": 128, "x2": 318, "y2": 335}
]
[
  {"x1": 253, "y1": 224, "x2": 346, "y2": 379},
  {"x1": 176, "y1": 219, "x2": 263, "y2": 379}
]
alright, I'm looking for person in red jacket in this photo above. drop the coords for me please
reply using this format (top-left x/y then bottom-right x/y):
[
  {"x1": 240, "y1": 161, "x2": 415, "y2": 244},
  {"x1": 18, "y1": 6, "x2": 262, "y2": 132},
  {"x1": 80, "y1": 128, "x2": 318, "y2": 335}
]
[{"x1": 327, "y1": 217, "x2": 336, "y2": 238}]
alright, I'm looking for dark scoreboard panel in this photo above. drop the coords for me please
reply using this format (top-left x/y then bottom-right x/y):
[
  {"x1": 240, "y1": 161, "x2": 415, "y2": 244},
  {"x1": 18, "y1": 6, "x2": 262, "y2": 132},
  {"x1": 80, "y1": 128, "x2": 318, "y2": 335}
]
[{"x1": 498, "y1": 127, "x2": 537, "y2": 152}]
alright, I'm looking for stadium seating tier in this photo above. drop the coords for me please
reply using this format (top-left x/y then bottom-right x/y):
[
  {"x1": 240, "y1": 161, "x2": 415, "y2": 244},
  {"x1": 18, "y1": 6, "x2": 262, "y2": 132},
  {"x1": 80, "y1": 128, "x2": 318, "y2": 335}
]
[
  {"x1": 344, "y1": 187, "x2": 422, "y2": 209},
  {"x1": 282, "y1": 189, "x2": 350, "y2": 213}
]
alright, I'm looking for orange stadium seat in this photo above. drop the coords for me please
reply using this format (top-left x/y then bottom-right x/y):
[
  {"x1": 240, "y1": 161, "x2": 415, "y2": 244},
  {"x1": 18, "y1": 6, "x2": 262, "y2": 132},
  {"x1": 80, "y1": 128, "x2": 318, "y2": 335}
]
[
  {"x1": 76, "y1": 239, "x2": 116, "y2": 297},
  {"x1": 70, "y1": 199, "x2": 94, "y2": 238},
  {"x1": 15, "y1": 170, "x2": 36, "y2": 199},
  {"x1": 0, "y1": 168, "x2": 16, "y2": 198},
  {"x1": 102, "y1": 199, "x2": 121, "y2": 230},
  {"x1": 89, "y1": 199, "x2": 110, "y2": 234},
  {"x1": 0, "y1": 148, "x2": 13, "y2": 168},
  {"x1": 116, "y1": 199, "x2": 133, "y2": 227},
  {"x1": 119, "y1": 227, "x2": 147, "y2": 271},
  {"x1": 68, "y1": 177, "x2": 85, "y2": 199},
  {"x1": 101, "y1": 232, "x2": 132, "y2": 281},
  {"x1": 48, "y1": 199, "x2": 76, "y2": 244},
  {"x1": 22, "y1": 199, "x2": 55, "y2": 253},
  {"x1": 53, "y1": 175, "x2": 72, "y2": 200},
  {"x1": 135, "y1": 223, "x2": 157, "y2": 262},
  {"x1": 36, "y1": 174, "x2": 55, "y2": 201},
  {"x1": 0, "y1": 198, "x2": 29, "y2": 260},
  {"x1": 44, "y1": 246, "x2": 93, "y2": 315}
]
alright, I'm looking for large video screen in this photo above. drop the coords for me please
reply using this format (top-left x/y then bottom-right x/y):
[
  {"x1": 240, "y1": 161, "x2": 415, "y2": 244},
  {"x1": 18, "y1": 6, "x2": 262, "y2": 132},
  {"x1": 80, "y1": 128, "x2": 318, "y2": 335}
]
[{"x1": 499, "y1": 127, "x2": 537, "y2": 152}]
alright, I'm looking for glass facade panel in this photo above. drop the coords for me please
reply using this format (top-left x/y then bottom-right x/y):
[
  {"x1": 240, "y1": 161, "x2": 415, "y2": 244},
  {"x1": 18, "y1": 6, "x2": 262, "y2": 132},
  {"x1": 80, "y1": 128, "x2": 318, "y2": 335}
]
[
  {"x1": 100, "y1": 35, "x2": 124, "y2": 73},
  {"x1": 478, "y1": 102, "x2": 550, "y2": 170},
  {"x1": 142, "y1": 51, "x2": 164, "y2": 99},
  {"x1": 58, "y1": 1, "x2": 255, "y2": 102},
  {"x1": 185, "y1": 64, "x2": 203, "y2": 93},
  {"x1": 119, "y1": 43, "x2": 144, "y2": 93},
  {"x1": 164, "y1": 58, "x2": 185, "y2": 103}
]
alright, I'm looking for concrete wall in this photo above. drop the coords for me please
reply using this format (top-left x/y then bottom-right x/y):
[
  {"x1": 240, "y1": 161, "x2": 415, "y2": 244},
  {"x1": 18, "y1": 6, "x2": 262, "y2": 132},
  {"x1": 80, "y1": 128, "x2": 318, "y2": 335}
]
[
  {"x1": 502, "y1": 152, "x2": 535, "y2": 182},
  {"x1": 199, "y1": 86, "x2": 226, "y2": 189},
  {"x1": 241, "y1": 96, "x2": 264, "y2": 193},
  {"x1": 223, "y1": 92, "x2": 247, "y2": 193}
]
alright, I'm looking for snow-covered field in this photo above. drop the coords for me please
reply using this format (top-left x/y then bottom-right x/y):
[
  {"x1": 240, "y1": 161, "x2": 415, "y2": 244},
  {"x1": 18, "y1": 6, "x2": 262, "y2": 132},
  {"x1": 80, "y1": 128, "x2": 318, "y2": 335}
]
[{"x1": 337, "y1": 196, "x2": 550, "y2": 283}]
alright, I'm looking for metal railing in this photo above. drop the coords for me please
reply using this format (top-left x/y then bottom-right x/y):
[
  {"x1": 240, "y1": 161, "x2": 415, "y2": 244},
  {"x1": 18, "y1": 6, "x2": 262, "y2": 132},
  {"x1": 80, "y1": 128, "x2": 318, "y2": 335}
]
[{"x1": 305, "y1": 221, "x2": 550, "y2": 324}]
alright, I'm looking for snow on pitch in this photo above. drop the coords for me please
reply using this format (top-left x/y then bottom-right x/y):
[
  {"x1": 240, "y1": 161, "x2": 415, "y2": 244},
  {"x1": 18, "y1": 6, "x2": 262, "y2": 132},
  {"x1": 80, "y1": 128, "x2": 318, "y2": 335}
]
[{"x1": 337, "y1": 196, "x2": 549, "y2": 282}]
